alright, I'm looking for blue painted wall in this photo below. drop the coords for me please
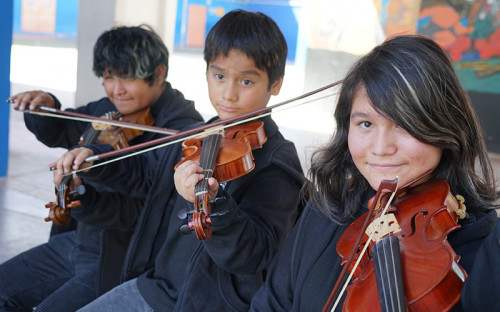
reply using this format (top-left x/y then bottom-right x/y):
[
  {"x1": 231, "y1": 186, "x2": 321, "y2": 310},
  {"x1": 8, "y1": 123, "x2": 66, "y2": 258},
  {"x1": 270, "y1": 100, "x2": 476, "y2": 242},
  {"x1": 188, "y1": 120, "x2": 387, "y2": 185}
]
[
  {"x1": 174, "y1": 0, "x2": 301, "y2": 62},
  {"x1": 0, "y1": 1, "x2": 13, "y2": 177},
  {"x1": 12, "y1": 0, "x2": 78, "y2": 45}
]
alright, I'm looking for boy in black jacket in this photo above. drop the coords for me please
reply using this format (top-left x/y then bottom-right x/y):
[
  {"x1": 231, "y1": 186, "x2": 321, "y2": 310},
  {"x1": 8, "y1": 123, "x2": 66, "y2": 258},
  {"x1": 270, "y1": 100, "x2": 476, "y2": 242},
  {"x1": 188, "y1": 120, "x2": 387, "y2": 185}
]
[
  {"x1": 0, "y1": 25, "x2": 202, "y2": 312},
  {"x1": 64, "y1": 10, "x2": 304, "y2": 312}
]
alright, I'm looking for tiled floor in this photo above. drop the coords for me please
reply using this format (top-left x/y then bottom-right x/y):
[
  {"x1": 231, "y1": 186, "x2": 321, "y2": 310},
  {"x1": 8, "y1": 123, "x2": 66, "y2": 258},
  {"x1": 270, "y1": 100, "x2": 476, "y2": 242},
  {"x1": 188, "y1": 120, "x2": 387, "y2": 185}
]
[{"x1": 0, "y1": 112, "x2": 64, "y2": 263}]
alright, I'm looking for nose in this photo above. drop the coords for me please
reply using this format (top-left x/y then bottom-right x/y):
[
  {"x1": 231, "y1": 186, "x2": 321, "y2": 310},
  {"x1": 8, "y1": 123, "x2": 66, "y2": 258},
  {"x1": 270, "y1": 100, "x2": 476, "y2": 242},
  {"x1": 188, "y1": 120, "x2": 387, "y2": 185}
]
[
  {"x1": 370, "y1": 127, "x2": 397, "y2": 156},
  {"x1": 112, "y1": 78, "x2": 126, "y2": 95},
  {"x1": 222, "y1": 81, "x2": 238, "y2": 102}
]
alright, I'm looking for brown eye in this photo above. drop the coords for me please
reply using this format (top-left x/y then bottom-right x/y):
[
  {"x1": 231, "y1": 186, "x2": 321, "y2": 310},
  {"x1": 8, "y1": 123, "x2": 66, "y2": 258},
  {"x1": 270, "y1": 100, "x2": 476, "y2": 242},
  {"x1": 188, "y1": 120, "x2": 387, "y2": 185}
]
[
  {"x1": 241, "y1": 79, "x2": 253, "y2": 86},
  {"x1": 359, "y1": 121, "x2": 372, "y2": 128}
]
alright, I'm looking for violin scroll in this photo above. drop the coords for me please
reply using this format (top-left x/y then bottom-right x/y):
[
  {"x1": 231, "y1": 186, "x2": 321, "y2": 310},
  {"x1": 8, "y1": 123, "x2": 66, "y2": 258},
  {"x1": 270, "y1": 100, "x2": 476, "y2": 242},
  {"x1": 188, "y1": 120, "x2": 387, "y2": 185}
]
[
  {"x1": 176, "y1": 121, "x2": 267, "y2": 240},
  {"x1": 45, "y1": 108, "x2": 154, "y2": 225},
  {"x1": 44, "y1": 183, "x2": 85, "y2": 225}
]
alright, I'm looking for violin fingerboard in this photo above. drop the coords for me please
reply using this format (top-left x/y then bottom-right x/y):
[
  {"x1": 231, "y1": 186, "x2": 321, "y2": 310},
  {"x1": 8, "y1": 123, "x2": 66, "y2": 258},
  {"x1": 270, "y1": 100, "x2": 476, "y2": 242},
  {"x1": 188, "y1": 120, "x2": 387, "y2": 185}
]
[
  {"x1": 372, "y1": 236, "x2": 407, "y2": 312},
  {"x1": 195, "y1": 133, "x2": 222, "y2": 194}
]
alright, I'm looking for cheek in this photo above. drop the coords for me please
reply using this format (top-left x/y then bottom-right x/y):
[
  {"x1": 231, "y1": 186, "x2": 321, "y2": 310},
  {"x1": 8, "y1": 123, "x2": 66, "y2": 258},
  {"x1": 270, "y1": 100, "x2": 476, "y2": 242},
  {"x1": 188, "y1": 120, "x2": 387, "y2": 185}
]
[
  {"x1": 347, "y1": 129, "x2": 363, "y2": 162},
  {"x1": 103, "y1": 84, "x2": 113, "y2": 97},
  {"x1": 206, "y1": 81, "x2": 217, "y2": 98},
  {"x1": 404, "y1": 140, "x2": 442, "y2": 170}
]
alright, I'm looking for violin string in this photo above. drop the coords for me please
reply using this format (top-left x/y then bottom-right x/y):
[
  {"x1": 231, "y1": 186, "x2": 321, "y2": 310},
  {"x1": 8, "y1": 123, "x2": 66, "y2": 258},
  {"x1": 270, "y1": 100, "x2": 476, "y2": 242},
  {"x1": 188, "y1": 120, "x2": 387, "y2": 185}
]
[
  {"x1": 378, "y1": 236, "x2": 403, "y2": 312},
  {"x1": 26, "y1": 110, "x2": 177, "y2": 135},
  {"x1": 63, "y1": 93, "x2": 335, "y2": 176},
  {"x1": 82, "y1": 81, "x2": 341, "y2": 164},
  {"x1": 331, "y1": 181, "x2": 399, "y2": 312},
  {"x1": 389, "y1": 236, "x2": 405, "y2": 311},
  {"x1": 195, "y1": 133, "x2": 222, "y2": 196}
]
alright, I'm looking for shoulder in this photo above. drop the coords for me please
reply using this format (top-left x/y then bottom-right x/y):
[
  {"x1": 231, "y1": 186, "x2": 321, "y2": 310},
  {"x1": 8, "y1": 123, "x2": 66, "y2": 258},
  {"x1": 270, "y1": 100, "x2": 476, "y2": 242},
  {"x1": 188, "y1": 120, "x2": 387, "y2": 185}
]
[
  {"x1": 285, "y1": 201, "x2": 348, "y2": 284},
  {"x1": 294, "y1": 201, "x2": 345, "y2": 243},
  {"x1": 253, "y1": 117, "x2": 303, "y2": 181},
  {"x1": 151, "y1": 83, "x2": 203, "y2": 128}
]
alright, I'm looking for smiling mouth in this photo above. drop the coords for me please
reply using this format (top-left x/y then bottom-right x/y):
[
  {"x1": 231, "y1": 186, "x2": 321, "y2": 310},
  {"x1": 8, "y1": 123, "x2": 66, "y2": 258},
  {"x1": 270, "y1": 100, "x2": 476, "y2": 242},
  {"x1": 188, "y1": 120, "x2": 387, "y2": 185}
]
[
  {"x1": 219, "y1": 105, "x2": 238, "y2": 112},
  {"x1": 370, "y1": 164, "x2": 400, "y2": 170}
]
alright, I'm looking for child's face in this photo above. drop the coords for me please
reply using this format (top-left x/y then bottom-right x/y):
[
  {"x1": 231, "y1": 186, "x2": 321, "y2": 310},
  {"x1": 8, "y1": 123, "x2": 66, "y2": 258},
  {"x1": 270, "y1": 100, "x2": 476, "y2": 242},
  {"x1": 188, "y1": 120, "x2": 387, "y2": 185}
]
[
  {"x1": 347, "y1": 87, "x2": 442, "y2": 190},
  {"x1": 102, "y1": 66, "x2": 165, "y2": 115},
  {"x1": 206, "y1": 49, "x2": 283, "y2": 120}
]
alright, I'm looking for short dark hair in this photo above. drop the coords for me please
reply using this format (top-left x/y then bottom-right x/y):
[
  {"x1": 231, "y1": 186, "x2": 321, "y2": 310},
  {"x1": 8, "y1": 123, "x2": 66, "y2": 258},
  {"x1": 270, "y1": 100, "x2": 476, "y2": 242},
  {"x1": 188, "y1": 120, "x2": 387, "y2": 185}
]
[
  {"x1": 203, "y1": 10, "x2": 287, "y2": 90},
  {"x1": 93, "y1": 25, "x2": 169, "y2": 85}
]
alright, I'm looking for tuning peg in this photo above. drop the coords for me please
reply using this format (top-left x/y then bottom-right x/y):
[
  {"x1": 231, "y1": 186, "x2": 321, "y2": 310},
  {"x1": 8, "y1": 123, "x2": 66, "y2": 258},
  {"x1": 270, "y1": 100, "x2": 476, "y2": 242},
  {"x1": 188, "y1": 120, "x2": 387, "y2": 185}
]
[
  {"x1": 179, "y1": 224, "x2": 192, "y2": 234},
  {"x1": 177, "y1": 209, "x2": 188, "y2": 219},
  {"x1": 209, "y1": 209, "x2": 229, "y2": 217},
  {"x1": 177, "y1": 208, "x2": 197, "y2": 219},
  {"x1": 209, "y1": 196, "x2": 226, "y2": 205},
  {"x1": 69, "y1": 185, "x2": 86, "y2": 196}
]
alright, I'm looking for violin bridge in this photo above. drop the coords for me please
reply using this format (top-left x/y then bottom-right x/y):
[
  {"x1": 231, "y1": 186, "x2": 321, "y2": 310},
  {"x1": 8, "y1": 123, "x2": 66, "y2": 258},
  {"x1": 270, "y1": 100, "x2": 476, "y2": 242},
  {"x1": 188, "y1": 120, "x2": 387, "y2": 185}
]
[
  {"x1": 366, "y1": 213, "x2": 401, "y2": 243},
  {"x1": 202, "y1": 125, "x2": 225, "y2": 137}
]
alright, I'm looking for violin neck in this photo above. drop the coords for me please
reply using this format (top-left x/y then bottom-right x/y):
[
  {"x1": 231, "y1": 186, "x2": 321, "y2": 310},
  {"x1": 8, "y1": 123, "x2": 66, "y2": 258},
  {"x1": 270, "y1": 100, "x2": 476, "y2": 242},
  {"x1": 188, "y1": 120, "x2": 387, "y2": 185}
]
[
  {"x1": 194, "y1": 133, "x2": 223, "y2": 196},
  {"x1": 372, "y1": 236, "x2": 406, "y2": 312},
  {"x1": 82, "y1": 128, "x2": 102, "y2": 145},
  {"x1": 60, "y1": 175, "x2": 73, "y2": 188}
]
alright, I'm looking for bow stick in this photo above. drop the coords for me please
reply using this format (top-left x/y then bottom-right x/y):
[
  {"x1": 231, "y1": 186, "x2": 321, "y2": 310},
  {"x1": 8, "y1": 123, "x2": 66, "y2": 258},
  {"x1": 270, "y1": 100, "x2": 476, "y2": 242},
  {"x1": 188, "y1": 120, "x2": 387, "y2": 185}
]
[
  {"x1": 8, "y1": 101, "x2": 178, "y2": 135},
  {"x1": 60, "y1": 80, "x2": 343, "y2": 175}
]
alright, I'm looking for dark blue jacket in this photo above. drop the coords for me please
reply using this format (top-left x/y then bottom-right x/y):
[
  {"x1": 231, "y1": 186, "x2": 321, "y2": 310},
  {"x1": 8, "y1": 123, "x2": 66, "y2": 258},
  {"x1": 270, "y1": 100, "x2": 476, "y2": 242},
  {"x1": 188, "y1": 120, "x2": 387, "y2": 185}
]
[
  {"x1": 250, "y1": 194, "x2": 499, "y2": 311},
  {"x1": 24, "y1": 82, "x2": 203, "y2": 294},
  {"x1": 81, "y1": 115, "x2": 305, "y2": 311}
]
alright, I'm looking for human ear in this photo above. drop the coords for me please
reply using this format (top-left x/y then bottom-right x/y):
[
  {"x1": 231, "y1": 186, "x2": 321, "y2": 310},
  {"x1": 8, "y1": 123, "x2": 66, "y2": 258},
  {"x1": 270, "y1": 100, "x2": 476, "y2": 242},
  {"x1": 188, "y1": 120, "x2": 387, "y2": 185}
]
[
  {"x1": 154, "y1": 65, "x2": 167, "y2": 84},
  {"x1": 270, "y1": 77, "x2": 283, "y2": 96}
]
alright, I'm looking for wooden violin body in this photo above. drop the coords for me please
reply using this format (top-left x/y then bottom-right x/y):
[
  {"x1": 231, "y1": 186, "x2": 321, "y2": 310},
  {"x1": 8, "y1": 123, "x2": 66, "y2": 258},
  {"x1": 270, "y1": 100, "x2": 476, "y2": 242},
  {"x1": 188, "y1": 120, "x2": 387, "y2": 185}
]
[
  {"x1": 176, "y1": 120, "x2": 267, "y2": 239},
  {"x1": 178, "y1": 120, "x2": 267, "y2": 182},
  {"x1": 336, "y1": 179, "x2": 467, "y2": 311},
  {"x1": 82, "y1": 107, "x2": 155, "y2": 149},
  {"x1": 45, "y1": 108, "x2": 155, "y2": 225},
  {"x1": 44, "y1": 176, "x2": 85, "y2": 225}
]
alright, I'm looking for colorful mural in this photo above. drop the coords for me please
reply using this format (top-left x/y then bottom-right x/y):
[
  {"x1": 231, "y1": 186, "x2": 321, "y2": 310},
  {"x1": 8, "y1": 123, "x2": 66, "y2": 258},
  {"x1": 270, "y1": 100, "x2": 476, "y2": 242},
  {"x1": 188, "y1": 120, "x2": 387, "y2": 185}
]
[
  {"x1": 309, "y1": 0, "x2": 499, "y2": 152},
  {"x1": 377, "y1": 0, "x2": 422, "y2": 37},
  {"x1": 417, "y1": 0, "x2": 500, "y2": 94}
]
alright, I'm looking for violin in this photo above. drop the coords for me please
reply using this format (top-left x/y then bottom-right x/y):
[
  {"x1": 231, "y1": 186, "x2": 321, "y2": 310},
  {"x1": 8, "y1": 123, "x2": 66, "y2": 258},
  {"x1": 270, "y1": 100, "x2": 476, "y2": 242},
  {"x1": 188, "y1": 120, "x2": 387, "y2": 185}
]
[
  {"x1": 83, "y1": 107, "x2": 155, "y2": 149},
  {"x1": 70, "y1": 80, "x2": 343, "y2": 169},
  {"x1": 175, "y1": 120, "x2": 267, "y2": 240},
  {"x1": 44, "y1": 108, "x2": 155, "y2": 225},
  {"x1": 326, "y1": 179, "x2": 467, "y2": 311},
  {"x1": 44, "y1": 175, "x2": 85, "y2": 225}
]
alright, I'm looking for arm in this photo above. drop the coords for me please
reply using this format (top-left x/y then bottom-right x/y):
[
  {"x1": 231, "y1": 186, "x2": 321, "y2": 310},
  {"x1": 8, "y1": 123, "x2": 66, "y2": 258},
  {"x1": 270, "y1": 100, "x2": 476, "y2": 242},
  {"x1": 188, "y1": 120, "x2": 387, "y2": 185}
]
[
  {"x1": 176, "y1": 162, "x2": 302, "y2": 275},
  {"x1": 249, "y1": 228, "x2": 297, "y2": 312},
  {"x1": 249, "y1": 202, "x2": 310, "y2": 312},
  {"x1": 206, "y1": 166, "x2": 301, "y2": 274},
  {"x1": 51, "y1": 163, "x2": 145, "y2": 230},
  {"x1": 55, "y1": 144, "x2": 164, "y2": 199},
  {"x1": 71, "y1": 182, "x2": 144, "y2": 231},
  {"x1": 461, "y1": 218, "x2": 500, "y2": 311},
  {"x1": 11, "y1": 91, "x2": 108, "y2": 148}
]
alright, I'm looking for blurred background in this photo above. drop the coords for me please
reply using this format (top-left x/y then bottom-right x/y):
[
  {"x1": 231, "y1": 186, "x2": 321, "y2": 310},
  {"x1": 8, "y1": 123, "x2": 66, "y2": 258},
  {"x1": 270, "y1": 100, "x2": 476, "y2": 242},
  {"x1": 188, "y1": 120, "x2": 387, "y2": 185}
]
[{"x1": 0, "y1": 0, "x2": 499, "y2": 261}]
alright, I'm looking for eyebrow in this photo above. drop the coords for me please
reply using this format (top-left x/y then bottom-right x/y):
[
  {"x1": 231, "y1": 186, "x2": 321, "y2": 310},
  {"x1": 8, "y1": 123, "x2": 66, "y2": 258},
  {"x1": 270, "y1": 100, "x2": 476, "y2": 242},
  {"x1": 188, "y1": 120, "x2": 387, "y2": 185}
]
[
  {"x1": 350, "y1": 111, "x2": 370, "y2": 119},
  {"x1": 208, "y1": 64, "x2": 261, "y2": 77}
]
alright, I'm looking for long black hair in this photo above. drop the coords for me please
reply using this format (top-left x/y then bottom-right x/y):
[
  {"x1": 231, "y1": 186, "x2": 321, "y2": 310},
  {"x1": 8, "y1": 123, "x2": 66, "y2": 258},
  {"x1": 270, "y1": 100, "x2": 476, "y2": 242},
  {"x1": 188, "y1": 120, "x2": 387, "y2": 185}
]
[{"x1": 308, "y1": 35, "x2": 498, "y2": 223}]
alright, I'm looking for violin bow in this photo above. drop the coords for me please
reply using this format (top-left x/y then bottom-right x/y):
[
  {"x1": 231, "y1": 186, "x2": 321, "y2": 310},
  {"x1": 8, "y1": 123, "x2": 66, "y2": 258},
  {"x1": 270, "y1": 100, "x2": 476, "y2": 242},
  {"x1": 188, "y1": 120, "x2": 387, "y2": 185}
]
[
  {"x1": 323, "y1": 178, "x2": 399, "y2": 312},
  {"x1": 62, "y1": 80, "x2": 343, "y2": 175},
  {"x1": 8, "y1": 101, "x2": 178, "y2": 135},
  {"x1": 322, "y1": 170, "x2": 434, "y2": 312}
]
